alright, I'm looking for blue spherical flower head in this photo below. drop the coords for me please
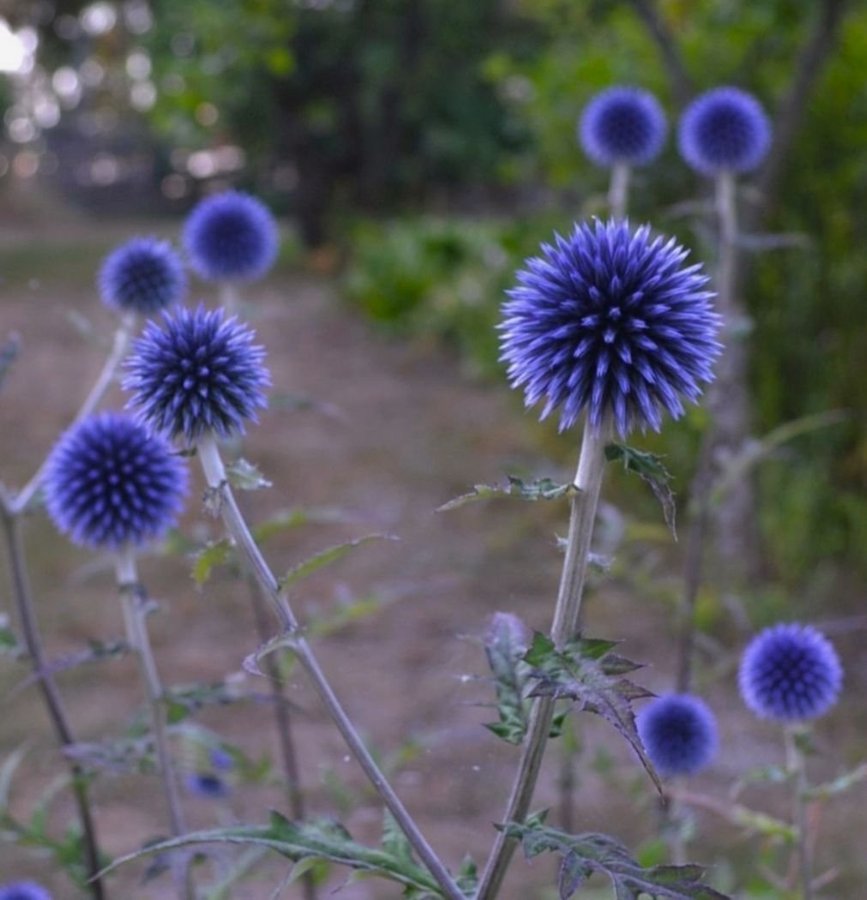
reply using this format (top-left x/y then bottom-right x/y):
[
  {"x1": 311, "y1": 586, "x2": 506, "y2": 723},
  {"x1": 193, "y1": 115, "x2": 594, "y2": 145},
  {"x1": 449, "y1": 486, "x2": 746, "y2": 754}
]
[
  {"x1": 98, "y1": 237, "x2": 186, "y2": 316},
  {"x1": 739, "y1": 623, "x2": 842, "y2": 722},
  {"x1": 579, "y1": 86, "x2": 667, "y2": 167},
  {"x1": 637, "y1": 693, "x2": 718, "y2": 778},
  {"x1": 0, "y1": 883, "x2": 52, "y2": 900},
  {"x1": 124, "y1": 304, "x2": 269, "y2": 443},
  {"x1": 678, "y1": 86, "x2": 771, "y2": 176},
  {"x1": 183, "y1": 191, "x2": 279, "y2": 283},
  {"x1": 500, "y1": 220, "x2": 721, "y2": 436},
  {"x1": 44, "y1": 413, "x2": 187, "y2": 551},
  {"x1": 185, "y1": 772, "x2": 230, "y2": 799}
]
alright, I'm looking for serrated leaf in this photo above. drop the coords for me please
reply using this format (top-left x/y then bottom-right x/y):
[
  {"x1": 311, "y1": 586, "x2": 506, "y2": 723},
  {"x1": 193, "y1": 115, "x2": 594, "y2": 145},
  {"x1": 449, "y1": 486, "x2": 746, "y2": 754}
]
[
  {"x1": 503, "y1": 822, "x2": 728, "y2": 899},
  {"x1": 483, "y1": 613, "x2": 532, "y2": 745},
  {"x1": 192, "y1": 539, "x2": 234, "y2": 585},
  {"x1": 605, "y1": 443, "x2": 677, "y2": 538},
  {"x1": 164, "y1": 680, "x2": 244, "y2": 724},
  {"x1": 226, "y1": 457, "x2": 272, "y2": 491},
  {"x1": 98, "y1": 812, "x2": 447, "y2": 896},
  {"x1": 522, "y1": 632, "x2": 661, "y2": 794},
  {"x1": 278, "y1": 533, "x2": 398, "y2": 589},
  {"x1": 382, "y1": 810, "x2": 414, "y2": 866},
  {"x1": 437, "y1": 476, "x2": 577, "y2": 512}
]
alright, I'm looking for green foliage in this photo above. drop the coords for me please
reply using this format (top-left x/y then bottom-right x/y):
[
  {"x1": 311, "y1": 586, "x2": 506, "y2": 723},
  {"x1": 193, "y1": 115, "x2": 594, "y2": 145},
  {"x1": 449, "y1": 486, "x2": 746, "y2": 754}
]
[
  {"x1": 102, "y1": 810, "x2": 451, "y2": 897},
  {"x1": 523, "y1": 633, "x2": 661, "y2": 793},
  {"x1": 483, "y1": 612, "x2": 533, "y2": 744},
  {"x1": 606, "y1": 444, "x2": 677, "y2": 537},
  {"x1": 504, "y1": 813, "x2": 728, "y2": 899},
  {"x1": 438, "y1": 475, "x2": 576, "y2": 512}
]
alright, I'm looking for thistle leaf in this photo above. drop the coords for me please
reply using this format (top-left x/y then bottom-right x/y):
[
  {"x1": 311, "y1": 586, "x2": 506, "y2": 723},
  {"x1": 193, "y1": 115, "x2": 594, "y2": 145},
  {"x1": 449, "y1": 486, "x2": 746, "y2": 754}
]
[
  {"x1": 503, "y1": 821, "x2": 729, "y2": 899},
  {"x1": 438, "y1": 476, "x2": 577, "y2": 512},
  {"x1": 483, "y1": 613, "x2": 532, "y2": 744},
  {"x1": 99, "y1": 812, "x2": 448, "y2": 896},
  {"x1": 192, "y1": 539, "x2": 234, "y2": 586},
  {"x1": 523, "y1": 632, "x2": 661, "y2": 794},
  {"x1": 605, "y1": 443, "x2": 676, "y2": 538}
]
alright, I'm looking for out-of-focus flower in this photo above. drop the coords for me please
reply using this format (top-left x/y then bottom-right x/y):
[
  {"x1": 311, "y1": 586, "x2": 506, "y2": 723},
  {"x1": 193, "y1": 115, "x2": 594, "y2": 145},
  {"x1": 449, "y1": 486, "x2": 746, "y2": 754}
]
[
  {"x1": 98, "y1": 237, "x2": 186, "y2": 316},
  {"x1": 637, "y1": 693, "x2": 718, "y2": 777},
  {"x1": 739, "y1": 623, "x2": 842, "y2": 722},
  {"x1": 579, "y1": 86, "x2": 667, "y2": 168}
]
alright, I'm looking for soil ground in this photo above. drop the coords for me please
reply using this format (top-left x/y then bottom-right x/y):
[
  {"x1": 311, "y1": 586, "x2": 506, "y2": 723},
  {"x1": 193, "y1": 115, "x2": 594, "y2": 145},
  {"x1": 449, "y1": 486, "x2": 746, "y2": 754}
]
[{"x1": 1, "y1": 209, "x2": 864, "y2": 899}]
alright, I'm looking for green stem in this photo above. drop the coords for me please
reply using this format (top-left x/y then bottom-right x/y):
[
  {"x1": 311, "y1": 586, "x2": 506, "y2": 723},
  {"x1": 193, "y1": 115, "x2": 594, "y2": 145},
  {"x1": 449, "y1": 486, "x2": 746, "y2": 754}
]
[
  {"x1": 785, "y1": 726, "x2": 813, "y2": 900},
  {"x1": 476, "y1": 419, "x2": 610, "y2": 900},
  {"x1": 196, "y1": 433, "x2": 464, "y2": 900},
  {"x1": 608, "y1": 163, "x2": 631, "y2": 220},
  {"x1": 115, "y1": 549, "x2": 192, "y2": 900},
  {"x1": 0, "y1": 489, "x2": 106, "y2": 899}
]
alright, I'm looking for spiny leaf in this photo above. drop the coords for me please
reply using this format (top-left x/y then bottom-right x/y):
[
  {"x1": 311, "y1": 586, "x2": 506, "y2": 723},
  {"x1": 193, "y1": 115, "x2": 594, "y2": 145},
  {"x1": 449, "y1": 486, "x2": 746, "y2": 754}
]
[
  {"x1": 483, "y1": 613, "x2": 532, "y2": 744},
  {"x1": 164, "y1": 680, "x2": 245, "y2": 724},
  {"x1": 523, "y1": 632, "x2": 661, "y2": 794},
  {"x1": 242, "y1": 631, "x2": 300, "y2": 678},
  {"x1": 98, "y1": 812, "x2": 447, "y2": 896},
  {"x1": 226, "y1": 457, "x2": 272, "y2": 491},
  {"x1": 437, "y1": 476, "x2": 577, "y2": 512},
  {"x1": 605, "y1": 443, "x2": 676, "y2": 538},
  {"x1": 502, "y1": 822, "x2": 729, "y2": 899},
  {"x1": 191, "y1": 539, "x2": 234, "y2": 586},
  {"x1": 278, "y1": 533, "x2": 398, "y2": 589}
]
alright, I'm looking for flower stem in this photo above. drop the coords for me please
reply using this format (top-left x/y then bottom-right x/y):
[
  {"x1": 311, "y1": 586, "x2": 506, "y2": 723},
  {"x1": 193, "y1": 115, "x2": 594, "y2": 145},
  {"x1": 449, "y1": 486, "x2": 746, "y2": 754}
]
[
  {"x1": 0, "y1": 490, "x2": 106, "y2": 899},
  {"x1": 196, "y1": 433, "x2": 464, "y2": 900},
  {"x1": 115, "y1": 548, "x2": 192, "y2": 900},
  {"x1": 476, "y1": 419, "x2": 610, "y2": 900},
  {"x1": 785, "y1": 726, "x2": 813, "y2": 900},
  {"x1": 244, "y1": 571, "x2": 317, "y2": 900},
  {"x1": 608, "y1": 163, "x2": 631, "y2": 220},
  {"x1": 11, "y1": 317, "x2": 134, "y2": 516}
]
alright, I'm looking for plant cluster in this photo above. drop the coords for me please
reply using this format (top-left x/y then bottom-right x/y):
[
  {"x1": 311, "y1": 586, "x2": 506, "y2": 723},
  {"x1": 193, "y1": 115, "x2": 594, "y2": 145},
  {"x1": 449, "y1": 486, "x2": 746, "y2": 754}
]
[{"x1": 0, "y1": 91, "x2": 860, "y2": 900}]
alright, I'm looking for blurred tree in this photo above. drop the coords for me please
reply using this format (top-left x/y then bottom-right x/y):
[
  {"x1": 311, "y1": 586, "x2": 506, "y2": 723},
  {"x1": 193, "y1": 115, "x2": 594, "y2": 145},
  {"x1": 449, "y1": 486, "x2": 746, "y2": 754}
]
[{"x1": 145, "y1": 0, "x2": 539, "y2": 245}]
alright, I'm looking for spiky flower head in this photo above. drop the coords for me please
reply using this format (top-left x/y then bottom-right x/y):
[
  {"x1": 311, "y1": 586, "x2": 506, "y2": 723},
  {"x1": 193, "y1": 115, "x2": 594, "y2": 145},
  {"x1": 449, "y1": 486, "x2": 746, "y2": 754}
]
[
  {"x1": 739, "y1": 623, "x2": 842, "y2": 722},
  {"x1": 123, "y1": 304, "x2": 269, "y2": 443},
  {"x1": 500, "y1": 219, "x2": 721, "y2": 436},
  {"x1": 98, "y1": 237, "x2": 186, "y2": 316},
  {"x1": 0, "y1": 884, "x2": 52, "y2": 900},
  {"x1": 183, "y1": 190, "x2": 278, "y2": 283},
  {"x1": 579, "y1": 86, "x2": 667, "y2": 168},
  {"x1": 637, "y1": 693, "x2": 718, "y2": 778},
  {"x1": 43, "y1": 413, "x2": 186, "y2": 551},
  {"x1": 677, "y1": 86, "x2": 771, "y2": 176}
]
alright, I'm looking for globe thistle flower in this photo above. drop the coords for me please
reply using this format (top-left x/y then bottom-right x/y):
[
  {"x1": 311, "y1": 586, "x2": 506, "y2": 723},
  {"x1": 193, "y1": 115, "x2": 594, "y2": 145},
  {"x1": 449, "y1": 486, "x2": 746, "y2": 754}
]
[
  {"x1": 0, "y1": 884, "x2": 52, "y2": 900},
  {"x1": 44, "y1": 413, "x2": 187, "y2": 550},
  {"x1": 739, "y1": 623, "x2": 843, "y2": 722},
  {"x1": 500, "y1": 219, "x2": 721, "y2": 436},
  {"x1": 677, "y1": 86, "x2": 771, "y2": 176},
  {"x1": 183, "y1": 191, "x2": 279, "y2": 283},
  {"x1": 123, "y1": 304, "x2": 269, "y2": 443},
  {"x1": 579, "y1": 86, "x2": 667, "y2": 168},
  {"x1": 637, "y1": 693, "x2": 718, "y2": 778},
  {"x1": 98, "y1": 237, "x2": 186, "y2": 316},
  {"x1": 185, "y1": 772, "x2": 230, "y2": 799}
]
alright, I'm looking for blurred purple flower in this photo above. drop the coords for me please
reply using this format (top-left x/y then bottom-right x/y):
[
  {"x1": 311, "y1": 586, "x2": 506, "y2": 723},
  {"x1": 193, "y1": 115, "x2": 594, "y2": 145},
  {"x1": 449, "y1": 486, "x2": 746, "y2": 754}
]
[{"x1": 579, "y1": 86, "x2": 667, "y2": 168}]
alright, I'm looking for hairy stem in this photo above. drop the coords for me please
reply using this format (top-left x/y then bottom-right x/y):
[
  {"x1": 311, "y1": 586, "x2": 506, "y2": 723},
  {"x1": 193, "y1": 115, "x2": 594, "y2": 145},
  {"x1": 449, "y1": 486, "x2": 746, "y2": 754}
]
[
  {"x1": 245, "y1": 572, "x2": 317, "y2": 900},
  {"x1": 608, "y1": 163, "x2": 631, "y2": 220},
  {"x1": 12, "y1": 318, "x2": 133, "y2": 516},
  {"x1": 476, "y1": 420, "x2": 610, "y2": 900},
  {"x1": 785, "y1": 727, "x2": 813, "y2": 900},
  {"x1": 0, "y1": 490, "x2": 106, "y2": 899},
  {"x1": 196, "y1": 433, "x2": 464, "y2": 900},
  {"x1": 115, "y1": 549, "x2": 192, "y2": 900}
]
